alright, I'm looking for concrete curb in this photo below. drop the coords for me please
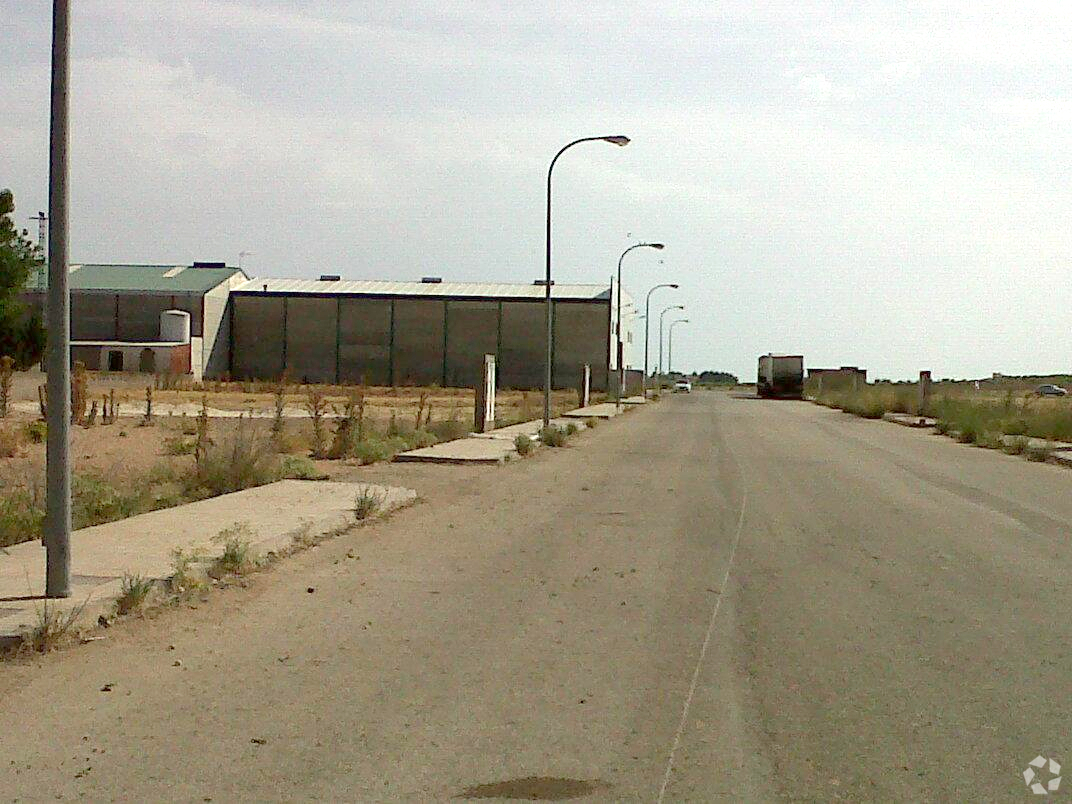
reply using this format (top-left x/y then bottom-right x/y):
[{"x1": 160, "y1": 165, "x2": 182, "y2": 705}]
[
  {"x1": 882, "y1": 412, "x2": 938, "y2": 428},
  {"x1": 0, "y1": 480, "x2": 416, "y2": 644}
]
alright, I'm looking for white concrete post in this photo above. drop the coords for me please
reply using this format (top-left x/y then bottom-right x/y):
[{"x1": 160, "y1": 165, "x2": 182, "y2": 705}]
[
  {"x1": 474, "y1": 354, "x2": 496, "y2": 433},
  {"x1": 579, "y1": 364, "x2": 591, "y2": 409}
]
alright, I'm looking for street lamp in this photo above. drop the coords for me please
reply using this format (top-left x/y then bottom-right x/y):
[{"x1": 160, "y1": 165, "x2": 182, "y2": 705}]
[
  {"x1": 668, "y1": 319, "x2": 690, "y2": 376},
  {"x1": 45, "y1": 0, "x2": 71, "y2": 598},
  {"x1": 643, "y1": 283, "x2": 678, "y2": 397},
  {"x1": 658, "y1": 304, "x2": 685, "y2": 383},
  {"x1": 543, "y1": 135, "x2": 630, "y2": 427},
  {"x1": 616, "y1": 242, "x2": 664, "y2": 401}
]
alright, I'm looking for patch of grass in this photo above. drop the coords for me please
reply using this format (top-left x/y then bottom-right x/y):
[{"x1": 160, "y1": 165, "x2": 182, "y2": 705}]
[
  {"x1": 565, "y1": 422, "x2": 579, "y2": 436},
  {"x1": 1026, "y1": 444, "x2": 1053, "y2": 462},
  {"x1": 351, "y1": 437, "x2": 394, "y2": 465},
  {"x1": 977, "y1": 431, "x2": 1006, "y2": 450},
  {"x1": 585, "y1": 417, "x2": 599, "y2": 429},
  {"x1": 73, "y1": 473, "x2": 158, "y2": 528},
  {"x1": 288, "y1": 523, "x2": 317, "y2": 549},
  {"x1": 427, "y1": 419, "x2": 469, "y2": 442},
  {"x1": 1002, "y1": 435, "x2": 1030, "y2": 455},
  {"x1": 539, "y1": 425, "x2": 568, "y2": 447},
  {"x1": 402, "y1": 428, "x2": 438, "y2": 449},
  {"x1": 0, "y1": 426, "x2": 21, "y2": 458},
  {"x1": 211, "y1": 523, "x2": 257, "y2": 576},
  {"x1": 281, "y1": 454, "x2": 329, "y2": 480},
  {"x1": 514, "y1": 434, "x2": 534, "y2": 455},
  {"x1": 354, "y1": 487, "x2": 384, "y2": 520},
  {"x1": 25, "y1": 421, "x2": 46, "y2": 443},
  {"x1": 0, "y1": 487, "x2": 44, "y2": 548},
  {"x1": 187, "y1": 419, "x2": 281, "y2": 497},
  {"x1": 168, "y1": 547, "x2": 205, "y2": 594},
  {"x1": 115, "y1": 574, "x2": 155, "y2": 615},
  {"x1": 24, "y1": 599, "x2": 87, "y2": 653},
  {"x1": 163, "y1": 435, "x2": 195, "y2": 455}
]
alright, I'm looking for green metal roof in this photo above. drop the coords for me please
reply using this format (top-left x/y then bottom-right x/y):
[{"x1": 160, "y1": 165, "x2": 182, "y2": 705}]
[{"x1": 32, "y1": 264, "x2": 246, "y2": 294}]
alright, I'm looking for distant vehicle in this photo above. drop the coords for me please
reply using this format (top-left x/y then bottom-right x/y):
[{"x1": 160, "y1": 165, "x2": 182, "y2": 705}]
[
  {"x1": 673, "y1": 380, "x2": 692, "y2": 393},
  {"x1": 757, "y1": 354, "x2": 804, "y2": 399},
  {"x1": 1035, "y1": 384, "x2": 1068, "y2": 397}
]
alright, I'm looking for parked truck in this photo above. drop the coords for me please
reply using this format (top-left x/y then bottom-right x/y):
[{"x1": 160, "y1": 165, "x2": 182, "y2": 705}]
[{"x1": 757, "y1": 354, "x2": 804, "y2": 399}]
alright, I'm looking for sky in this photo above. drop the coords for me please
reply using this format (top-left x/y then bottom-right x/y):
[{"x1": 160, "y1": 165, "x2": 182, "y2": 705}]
[{"x1": 4, "y1": 1, "x2": 1072, "y2": 380}]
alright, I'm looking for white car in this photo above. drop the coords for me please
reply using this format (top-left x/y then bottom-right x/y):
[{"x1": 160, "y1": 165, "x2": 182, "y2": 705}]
[{"x1": 673, "y1": 380, "x2": 692, "y2": 393}]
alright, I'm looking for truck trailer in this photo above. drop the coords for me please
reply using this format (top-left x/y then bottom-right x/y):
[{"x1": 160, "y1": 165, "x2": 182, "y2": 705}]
[{"x1": 757, "y1": 354, "x2": 804, "y2": 399}]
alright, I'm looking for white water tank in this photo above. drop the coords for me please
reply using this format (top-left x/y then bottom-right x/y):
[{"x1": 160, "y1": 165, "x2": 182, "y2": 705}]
[{"x1": 160, "y1": 309, "x2": 191, "y2": 343}]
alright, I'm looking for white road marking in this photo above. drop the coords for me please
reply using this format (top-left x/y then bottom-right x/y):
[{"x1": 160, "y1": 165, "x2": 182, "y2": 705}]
[{"x1": 656, "y1": 486, "x2": 749, "y2": 803}]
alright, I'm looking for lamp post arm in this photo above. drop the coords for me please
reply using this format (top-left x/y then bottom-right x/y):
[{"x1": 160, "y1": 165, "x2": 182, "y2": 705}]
[{"x1": 544, "y1": 137, "x2": 622, "y2": 427}]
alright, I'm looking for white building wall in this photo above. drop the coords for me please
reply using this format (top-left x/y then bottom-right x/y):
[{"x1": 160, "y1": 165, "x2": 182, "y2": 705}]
[{"x1": 202, "y1": 273, "x2": 247, "y2": 377}]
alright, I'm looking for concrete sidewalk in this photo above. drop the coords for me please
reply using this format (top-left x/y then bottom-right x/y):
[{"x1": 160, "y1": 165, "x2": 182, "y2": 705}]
[
  {"x1": 395, "y1": 415, "x2": 594, "y2": 464},
  {"x1": 0, "y1": 480, "x2": 415, "y2": 641},
  {"x1": 561, "y1": 402, "x2": 621, "y2": 419}
]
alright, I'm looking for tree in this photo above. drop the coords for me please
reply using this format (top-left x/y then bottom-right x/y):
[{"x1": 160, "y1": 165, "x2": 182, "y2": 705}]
[
  {"x1": 0, "y1": 189, "x2": 46, "y2": 368},
  {"x1": 696, "y1": 370, "x2": 738, "y2": 385}
]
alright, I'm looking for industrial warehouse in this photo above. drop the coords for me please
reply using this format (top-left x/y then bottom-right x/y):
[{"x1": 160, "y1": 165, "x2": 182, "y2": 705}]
[{"x1": 24, "y1": 265, "x2": 634, "y2": 391}]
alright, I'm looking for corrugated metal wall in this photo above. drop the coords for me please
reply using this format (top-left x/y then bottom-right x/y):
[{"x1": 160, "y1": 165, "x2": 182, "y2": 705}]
[{"x1": 228, "y1": 294, "x2": 610, "y2": 390}]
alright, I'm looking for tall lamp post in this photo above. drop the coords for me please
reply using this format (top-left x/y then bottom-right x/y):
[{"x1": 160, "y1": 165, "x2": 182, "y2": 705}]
[
  {"x1": 658, "y1": 304, "x2": 685, "y2": 384},
  {"x1": 668, "y1": 319, "x2": 689, "y2": 376},
  {"x1": 616, "y1": 242, "x2": 663, "y2": 401},
  {"x1": 45, "y1": 0, "x2": 71, "y2": 598},
  {"x1": 544, "y1": 135, "x2": 630, "y2": 428},
  {"x1": 643, "y1": 283, "x2": 678, "y2": 397}
]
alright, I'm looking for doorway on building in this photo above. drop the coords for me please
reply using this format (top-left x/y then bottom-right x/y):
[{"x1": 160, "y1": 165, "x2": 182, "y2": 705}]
[
  {"x1": 108, "y1": 351, "x2": 123, "y2": 372},
  {"x1": 138, "y1": 348, "x2": 155, "y2": 373}
]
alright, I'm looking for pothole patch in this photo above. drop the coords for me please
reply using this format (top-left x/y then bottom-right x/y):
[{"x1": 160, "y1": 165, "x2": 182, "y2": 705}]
[{"x1": 457, "y1": 776, "x2": 608, "y2": 800}]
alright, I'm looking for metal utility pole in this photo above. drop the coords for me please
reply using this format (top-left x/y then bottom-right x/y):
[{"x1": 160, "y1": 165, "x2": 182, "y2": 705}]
[
  {"x1": 543, "y1": 134, "x2": 629, "y2": 427},
  {"x1": 45, "y1": 0, "x2": 71, "y2": 599},
  {"x1": 668, "y1": 319, "x2": 689, "y2": 376},
  {"x1": 642, "y1": 283, "x2": 678, "y2": 397},
  {"x1": 615, "y1": 242, "x2": 663, "y2": 402},
  {"x1": 657, "y1": 304, "x2": 684, "y2": 381}
]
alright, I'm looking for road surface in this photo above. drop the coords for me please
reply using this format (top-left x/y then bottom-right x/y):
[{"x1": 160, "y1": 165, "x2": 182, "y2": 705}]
[{"x1": 1, "y1": 392, "x2": 1069, "y2": 801}]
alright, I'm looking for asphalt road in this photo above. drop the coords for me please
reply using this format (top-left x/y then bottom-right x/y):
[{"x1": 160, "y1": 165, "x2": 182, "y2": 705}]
[{"x1": 1, "y1": 392, "x2": 1069, "y2": 801}]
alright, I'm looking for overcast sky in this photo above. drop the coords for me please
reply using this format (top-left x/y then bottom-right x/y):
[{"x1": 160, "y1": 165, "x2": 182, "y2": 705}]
[{"x1": 4, "y1": 2, "x2": 1072, "y2": 379}]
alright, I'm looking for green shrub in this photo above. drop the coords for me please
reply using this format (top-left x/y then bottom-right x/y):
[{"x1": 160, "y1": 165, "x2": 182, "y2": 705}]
[
  {"x1": 1002, "y1": 436, "x2": 1029, "y2": 455},
  {"x1": 403, "y1": 428, "x2": 438, "y2": 449},
  {"x1": 352, "y1": 437, "x2": 394, "y2": 465},
  {"x1": 169, "y1": 547, "x2": 205, "y2": 593},
  {"x1": 514, "y1": 434, "x2": 534, "y2": 455},
  {"x1": 281, "y1": 454, "x2": 328, "y2": 480},
  {"x1": 1026, "y1": 445, "x2": 1053, "y2": 462},
  {"x1": 0, "y1": 487, "x2": 44, "y2": 547},
  {"x1": 73, "y1": 473, "x2": 157, "y2": 528},
  {"x1": 211, "y1": 523, "x2": 257, "y2": 575},
  {"x1": 585, "y1": 417, "x2": 599, "y2": 429},
  {"x1": 354, "y1": 487, "x2": 384, "y2": 520},
  {"x1": 565, "y1": 422, "x2": 579, "y2": 436},
  {"x1": 25, "y1": 421, "x2": 46, "y2": 443},
  {"x1": 427, "y1": 419, "x2": 469, "y2": 442},
  {"x1": 539, "y1": 425, "x2": 567, "y2": 447},
  {"x1": 115, "y1": 574, "x2": 154, "y2": 615},
  {"x1": 187, "y1": 420, "x2": 281, "y2": 497},
  {"x1": 163, "y1": 435, "x2": 195, "y2": 455}
]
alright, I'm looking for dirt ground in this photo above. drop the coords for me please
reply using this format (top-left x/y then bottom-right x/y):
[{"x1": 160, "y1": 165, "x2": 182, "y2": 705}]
[
  {"x1": 7, "y1": 369, "x2": 588, "y2": 426},
  {"x1": 0, "y1": 370, "x2": 594, "y2": 511}
]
